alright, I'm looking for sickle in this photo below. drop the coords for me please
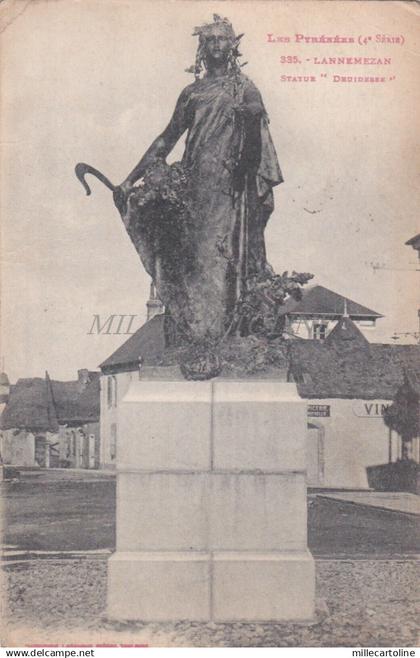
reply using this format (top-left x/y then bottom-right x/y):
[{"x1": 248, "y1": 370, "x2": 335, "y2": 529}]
[{"x1": 75, "y1": 162, "x2": 116, "y2": 196}]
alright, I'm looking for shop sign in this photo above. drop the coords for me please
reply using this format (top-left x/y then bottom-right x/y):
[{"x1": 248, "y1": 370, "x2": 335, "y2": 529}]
[
  {"x1": 352, "y1": 400, "x2": 391, "y2": 417},
  {"x1": 307, "y1": 404, "x2": 330, "y2": 417}
]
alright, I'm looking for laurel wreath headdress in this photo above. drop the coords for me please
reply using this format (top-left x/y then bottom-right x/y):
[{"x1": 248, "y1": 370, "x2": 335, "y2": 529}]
[{"x1": 185, "y1": 14, "x2": 246, "y2": 80}]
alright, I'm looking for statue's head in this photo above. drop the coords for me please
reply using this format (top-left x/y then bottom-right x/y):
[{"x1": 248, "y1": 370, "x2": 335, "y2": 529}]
[
  {"x1": 186, "y1": 14, "x2": 245, "y2": 79},
  {"x1": 201, "y1": 21, "x2": 235, "y2": 63}
]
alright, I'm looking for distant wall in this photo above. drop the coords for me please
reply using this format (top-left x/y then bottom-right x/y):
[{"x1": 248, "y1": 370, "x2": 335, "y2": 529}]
[
  {"x1": 100, "y1": 371, "x2": 136, "y2": 468},
  {"x1": 58, "y1": 421, "x2": 100, "y2": 469},
  {"x1": 0, "y1": 429, "x2": 36, "y2": 467},
  {"x1": 288, "y1": 317, "x2": 377, "y2": 341},
  {"x1": 305, "y1": 398, "x2": 392, "y2": 488},
  {"x1": 99, "y1": 373, "x2": 393, "y2": 487}
]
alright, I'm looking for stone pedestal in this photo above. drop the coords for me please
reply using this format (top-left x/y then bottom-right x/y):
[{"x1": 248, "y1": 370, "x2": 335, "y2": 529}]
[{"x1": 107, "y1": 379, "x2": 315, "y2": 622}]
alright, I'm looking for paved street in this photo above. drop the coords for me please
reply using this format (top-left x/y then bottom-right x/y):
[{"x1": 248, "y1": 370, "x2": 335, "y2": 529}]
[
  {"x1": 1, "y1": 470, "x2": 419, "y2": 557},
  {"x1": 1, "y1": 470, "x2": 419, "y2": 647},
  {"x1": 320, "y1": 491, "x2": 420, "y2": 515},
  {"x1": 3, "y1": 559, "x2": 419, "y2": 647},
  {"x1": 308, "y1": 495, "x2": 419, "y2": 557},
  {"x1": 2, "y1": 470, "x2": 115, "y2": 553}
]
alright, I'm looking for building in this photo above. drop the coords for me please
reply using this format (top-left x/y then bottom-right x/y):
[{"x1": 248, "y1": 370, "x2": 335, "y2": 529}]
[
  {"x1": 99, "y1": 310, "x2": 419, "y2": 487},
  {"x1": 99, "y1": 283, "x2": 418, "y2": 487},
  {"x1": 99, "y1": 314, "x2": 168, "y2": 468},
  {"x1": 0, "y1": 369, "x2": 100, "y2": 468},
  {"x1": 288, "y1": 316, "x2": 420, "y2": 488},
  {"x1": 405, "y1": 233, "x2": 420, "y2": 262},
  {"x1": 143, "y1": 280, "x2": 383, "y2": 342},
  {"x1": 280, "y1": 284, "x2": 383, "y2": 340},
  {"x1": 404, "y1": 234, "x2": 420, "y2": 344}
]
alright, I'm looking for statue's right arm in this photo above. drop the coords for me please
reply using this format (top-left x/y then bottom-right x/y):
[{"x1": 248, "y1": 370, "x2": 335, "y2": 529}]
[{"x1": 120, "y1": 87, "x2": 191, "y2": 189}]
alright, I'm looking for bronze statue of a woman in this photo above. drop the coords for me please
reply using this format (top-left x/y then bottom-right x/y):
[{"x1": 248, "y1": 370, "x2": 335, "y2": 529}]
[{"x1": 76, "y1": 15, "x2": 310, "y2": 371}]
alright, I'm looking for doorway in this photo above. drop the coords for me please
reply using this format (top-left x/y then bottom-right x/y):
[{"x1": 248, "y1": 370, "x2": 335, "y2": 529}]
[{"x1": 306, "y1": 422, "x2": 325, "y2": 486}]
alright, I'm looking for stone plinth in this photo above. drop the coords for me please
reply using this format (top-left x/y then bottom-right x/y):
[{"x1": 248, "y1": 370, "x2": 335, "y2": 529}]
[{"x1": 107, "y1": 379, "x2": 315, "y2": 622}]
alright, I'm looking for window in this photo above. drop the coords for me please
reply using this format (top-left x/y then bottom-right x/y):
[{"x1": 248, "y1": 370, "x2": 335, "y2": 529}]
[
  {"x1": 313, "y1": 322, "x2": 328, "y2": 340},
  {"x1": 110, "y1": 423, "x2": 117, "y2": 461},
  {"x1": 107, "y1": 376, "x2": 118, "y2": 407},
  {"x1": 112, "y1": 375, "x2": 117, "y2": 407},
  {"x1": 65, "y1": 433, "x2": 72, "y2": 458},
  {"x1": 71, "y1": 430, "x2": 76, "y2": 457}
]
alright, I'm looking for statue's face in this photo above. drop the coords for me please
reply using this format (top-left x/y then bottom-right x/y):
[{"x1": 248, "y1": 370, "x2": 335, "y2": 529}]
[{"x1": 204, "y1": 26, "x2": 232, "y2": 64}]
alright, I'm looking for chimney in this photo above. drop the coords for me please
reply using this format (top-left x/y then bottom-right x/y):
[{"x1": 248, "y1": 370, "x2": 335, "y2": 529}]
[
  {"x1": 146, "y1": 281, "x2": 164, "y2": 321},
  {"x1": 343, "y1": 299, "x2": 349, "y2": 318},
  {"x1": 77, "y1": 368, "x2": 90, "y2": 387}
]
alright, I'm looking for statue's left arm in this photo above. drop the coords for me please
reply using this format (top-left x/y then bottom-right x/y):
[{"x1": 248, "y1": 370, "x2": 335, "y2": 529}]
[{"x1": 121, "y1": 86, "x2": 192, "y2": 190}]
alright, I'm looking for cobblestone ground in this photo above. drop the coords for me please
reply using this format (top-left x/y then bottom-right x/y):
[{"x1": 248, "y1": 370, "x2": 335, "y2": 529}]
[{"x1": 2, "y1": 558, "x2": 419, "y2": 647}]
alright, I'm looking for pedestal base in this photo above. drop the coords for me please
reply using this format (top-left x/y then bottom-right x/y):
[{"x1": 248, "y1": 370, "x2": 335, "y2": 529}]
[
  {"x1": 213, "y1": 550, "x2": 315, "y2": 622},
  {"x1": 108, "y1": 552, "x2": 211, "y2": 621},
  {"x1": 108, "y1": 550, "x2": 315, "y2": 622},
  {"x1": 107, "y1": 380, "x2": 315, "y2": 622}
]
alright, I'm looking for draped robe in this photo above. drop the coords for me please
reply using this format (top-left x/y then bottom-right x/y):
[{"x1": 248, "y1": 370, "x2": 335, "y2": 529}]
[{"x1": 127, "y1": 71, "x2": 283, "y2": 343}]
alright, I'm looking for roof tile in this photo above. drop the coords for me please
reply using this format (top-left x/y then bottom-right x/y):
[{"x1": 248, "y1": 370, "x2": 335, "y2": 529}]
[{"x1": 281, "y1": 285, "x2": 383, "y2": 318}]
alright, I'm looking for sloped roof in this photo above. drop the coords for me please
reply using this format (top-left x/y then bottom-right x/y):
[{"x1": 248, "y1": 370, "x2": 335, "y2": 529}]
[
  {"x1": 281, "y1": 285, "x2": 383, "y2": 319},
  {"x1": 289, "y1": 329, "x2": 420, "y2": 399},
  {"x1": 99, "y1": 314, "x2": 167, "y2": 372},
  {"x1": 0, "y1": 377, "x2": 58, "y2": 432},
  {"x1": 100, "y1": 289, "x2": 383, "y2": 371},
  {"x1": 324, "y1": 315, "x2": 370, "y2": 349},
  {"x1": 50, "y1": 372, "x2": 100, "y2": 424},
  {"x1": 405, "y1": 234, "x2": 420, "y2": 248},
  {"x1": 0, "y1": 371, "x2": 100, "y2": 431},
  {"x1": 98, "y1": 309, "x2": 419, "y2": 400}
]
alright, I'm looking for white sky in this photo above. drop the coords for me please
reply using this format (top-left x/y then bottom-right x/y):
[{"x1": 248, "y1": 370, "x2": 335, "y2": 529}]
[{"x1": 1, "y1": 0, "x2": 419, "y2": 382}]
